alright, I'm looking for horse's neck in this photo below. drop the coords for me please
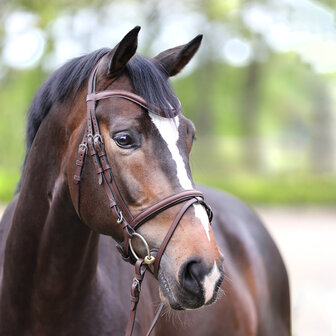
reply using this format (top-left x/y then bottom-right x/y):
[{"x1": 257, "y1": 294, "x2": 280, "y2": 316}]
[
  {"x1": 1, "y1": 104, "x2": 99, "y2": 329},
  {"x1": 31, "y1": 177, "x2": 99, "y2": 308}
]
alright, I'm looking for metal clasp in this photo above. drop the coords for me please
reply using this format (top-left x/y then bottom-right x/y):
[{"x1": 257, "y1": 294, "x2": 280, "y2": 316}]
[
  {"x1": 129, "y1": 233, "x2": 155, "y2": 265},
  {"x1": 117, "y1": 210, "x2": 124, "y2": 224},
  {"x1": 133, "y1": 278, "x2": 141, "y2": 292},
  {"x1": 78, "y1": 143, "x2": 87, "y2": 154},
  {"x1": 94, "y1": 133, "x2": 104, "y2": 144}
]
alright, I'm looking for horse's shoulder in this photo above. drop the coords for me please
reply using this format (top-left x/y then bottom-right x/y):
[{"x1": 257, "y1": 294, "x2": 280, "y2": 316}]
[
  {"x1": 200, "y1": 186, "x2": 290, "y2": 333},
  {"x1": 200, "y1": 185, "x2": 284, "y2": 270}
]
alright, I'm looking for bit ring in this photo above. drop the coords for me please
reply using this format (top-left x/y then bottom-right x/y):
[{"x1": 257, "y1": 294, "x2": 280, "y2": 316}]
[{"x1": 129, "y1": 233, "x2": 155, "y2": 265}]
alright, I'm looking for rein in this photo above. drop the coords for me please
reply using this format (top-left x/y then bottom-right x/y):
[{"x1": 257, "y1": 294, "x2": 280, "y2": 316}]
[{"x1": 73, "y1": 58, "x2": 213, "y2": 335}]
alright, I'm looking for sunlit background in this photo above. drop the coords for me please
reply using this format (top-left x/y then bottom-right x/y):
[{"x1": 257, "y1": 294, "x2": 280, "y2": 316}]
[{"x1": 0, "y1": 0, "x2": 336, "y2": 335}]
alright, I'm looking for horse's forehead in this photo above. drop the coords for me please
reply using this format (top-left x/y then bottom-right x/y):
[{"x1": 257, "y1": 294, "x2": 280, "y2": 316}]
[
  {"x1": 149, "y1": 113, "x2": 193, "y2": 189},
  {"x1": 97, "y1": 97, "x2": 145, "y2": 124},
  {"x1": 148, "y1": 113, "x2": 187, "y2": 151},
  {"x1": 149, "y1": 114, "x2": 181, "y2": 138}
]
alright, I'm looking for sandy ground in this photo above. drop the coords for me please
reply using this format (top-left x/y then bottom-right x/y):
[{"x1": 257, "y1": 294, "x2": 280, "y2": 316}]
[
  {"x1": 1, "y1": 204, "x2": 335, "y2": 335},
  {"x1": 256, "y1": 206, "x2": 336, "y2": 336}
]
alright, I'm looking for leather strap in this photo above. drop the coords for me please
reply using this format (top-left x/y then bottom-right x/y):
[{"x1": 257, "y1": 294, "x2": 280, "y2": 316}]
[
  {"x1": 87, "y1": 90, "x2": 180, "y2": 117},
  {"x1": 125, "y1": 259, "x2": 147, "y2": 336},
  {"x1": 130, "y1": 190, "x2": 204, "y2": 230},
  {"x1": 73, "y1": 59, "x2": 134, "y2": 225},
  {"x1": 153, "y1": 197, "x2": 201, "y2": 278},
  {"x1": 146, "y1": 303, "x2": 165, "y2": 336}
]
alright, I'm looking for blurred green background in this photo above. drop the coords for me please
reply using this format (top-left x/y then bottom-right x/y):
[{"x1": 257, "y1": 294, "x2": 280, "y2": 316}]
[{"x1": 1, "y1": 0, "x2": 336, "y2": 205}]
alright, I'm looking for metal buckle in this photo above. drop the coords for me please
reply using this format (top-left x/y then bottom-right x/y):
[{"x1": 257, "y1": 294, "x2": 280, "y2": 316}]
[
  {"x1": 117, "y1": 210, "x2": 124, "y2": 224},
  {"x1": 78, "y1": 143, "x2": 87, "y2": 154},
  {"x1": 94, "y1": 133, "x2": 103, "y2": 144},
  {"x1": 133, "y1": 278, "x2": 141, "y2": 292},
  {"x1": 116, "y1": 209, "x2": 135, "y2": 236},
  {"x1": 129, "y1": 233, "x2": 155, "y2": 265}
]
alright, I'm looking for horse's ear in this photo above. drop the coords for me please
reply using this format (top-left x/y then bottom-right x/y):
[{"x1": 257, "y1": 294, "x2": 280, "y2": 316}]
[
  {"x1": 107, "y1": 26, "x2": 140, "y2": 74},
  {"x1": 154, "y1": 35, "x2": 203, "y2": 77}
]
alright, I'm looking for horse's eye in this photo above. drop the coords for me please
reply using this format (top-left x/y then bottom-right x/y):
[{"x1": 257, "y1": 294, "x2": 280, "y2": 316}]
[{"x1": 113, "y1": 133, "x2": 134, "y2": 149}]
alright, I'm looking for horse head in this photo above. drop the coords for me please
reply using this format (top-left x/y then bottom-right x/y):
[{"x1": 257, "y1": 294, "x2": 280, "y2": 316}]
[{"x1": 67, "y1": 26, "x2": 224, "y2": 311}]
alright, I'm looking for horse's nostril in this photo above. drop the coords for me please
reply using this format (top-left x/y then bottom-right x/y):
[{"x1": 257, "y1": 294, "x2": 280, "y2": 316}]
[{"x1": 179, "y1": 259, "x2": 208, "y2": 295}]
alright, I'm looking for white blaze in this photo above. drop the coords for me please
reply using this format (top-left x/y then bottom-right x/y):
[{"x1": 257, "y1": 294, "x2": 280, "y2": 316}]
[
  {"x1": 149, "y1": 112, "x2": 210, "y2": 240},
  {"x1": 203, "y1": 262, "x2": 221, "y2": 303},
  {"x1": 149, "y1": 113, "x2": 191, "y2": 189},
  {"x1": 194, "y1": 203, "x2": 210, "y2": 241}
]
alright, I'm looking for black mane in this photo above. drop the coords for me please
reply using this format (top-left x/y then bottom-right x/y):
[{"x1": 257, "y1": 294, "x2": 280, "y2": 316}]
[{"x1": 18, "y1": 50, "x2": 180, "y2": 191}]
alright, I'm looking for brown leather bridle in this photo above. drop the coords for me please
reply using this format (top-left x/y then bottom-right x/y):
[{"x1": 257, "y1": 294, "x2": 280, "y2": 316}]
[{"x1": 73, "y1": 57, "x2": 213, "y2": 336}]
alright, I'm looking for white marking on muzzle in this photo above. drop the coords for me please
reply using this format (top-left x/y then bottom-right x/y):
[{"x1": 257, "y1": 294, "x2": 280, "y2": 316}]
[
  {"x1": 149, "y1": 113, "x2": 210, "y2": 240},
  {"x1": 203, "y1": 262, "x2": 221, "y2": 303},
  {"x1": 193, "y1": 204, "x2": 210, "y2": 241}
]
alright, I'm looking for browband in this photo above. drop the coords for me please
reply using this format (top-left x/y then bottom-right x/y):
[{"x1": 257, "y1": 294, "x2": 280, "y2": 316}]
[{"x1": 87, "y1": 90, "x2": 181, "y2": 118}]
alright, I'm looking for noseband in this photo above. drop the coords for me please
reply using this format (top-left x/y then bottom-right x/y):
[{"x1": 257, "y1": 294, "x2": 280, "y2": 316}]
[{"x1": 73, "y1": 57, "x2": 213, "y2": 336}]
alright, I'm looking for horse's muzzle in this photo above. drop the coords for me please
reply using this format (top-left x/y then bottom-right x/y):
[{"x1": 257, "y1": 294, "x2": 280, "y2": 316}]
[{"x1": 158, "y1": 257, "x2": 224, "y2": 310}]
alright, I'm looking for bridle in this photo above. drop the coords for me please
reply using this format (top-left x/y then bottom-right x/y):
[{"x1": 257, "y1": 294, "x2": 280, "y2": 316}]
[{"x1": 73, "y1": 56, "x2": 213, "y2": 336}]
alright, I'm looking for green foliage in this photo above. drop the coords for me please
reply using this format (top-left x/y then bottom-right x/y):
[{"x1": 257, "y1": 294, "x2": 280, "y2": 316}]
[
  {"x1": 174, "y1": 53, "x2": 318, "y2": 138},
  {"x1": 195, "y1": 173, "x2": 336, "y2": 205},
  {"x1": 0, "y1": 168, "x2": 19, "y2": 202},
  {"x1": 174, "y1": 63, "x2": 245, "y2": 136},
  {"x1": 0, "y1": 68, "x2": 46, "y2": 170}
]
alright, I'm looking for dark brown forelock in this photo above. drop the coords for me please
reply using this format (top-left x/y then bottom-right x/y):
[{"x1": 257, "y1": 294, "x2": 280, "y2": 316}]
[{"x1": 126, "y1": 54, "x2": 180, "y2": 118}]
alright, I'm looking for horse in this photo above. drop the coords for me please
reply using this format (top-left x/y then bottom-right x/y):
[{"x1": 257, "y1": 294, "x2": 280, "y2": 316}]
[{"x1": 0, "y1": 26, "x2": 290, "y2": 335}]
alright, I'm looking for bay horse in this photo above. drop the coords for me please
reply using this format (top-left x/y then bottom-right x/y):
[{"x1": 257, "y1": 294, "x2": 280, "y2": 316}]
[{"x1": 0, "y1": 26, "x2": 290, "y2": 335}]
